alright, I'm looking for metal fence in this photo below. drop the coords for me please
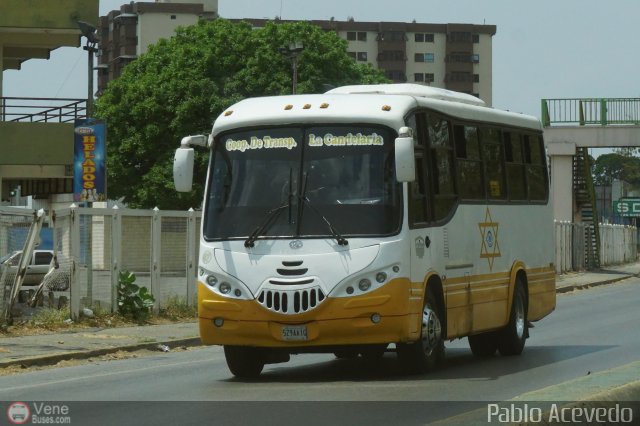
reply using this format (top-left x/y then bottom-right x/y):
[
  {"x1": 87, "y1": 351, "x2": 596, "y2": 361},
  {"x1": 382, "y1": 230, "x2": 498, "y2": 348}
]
[
  {"x1": 3, "y1": 206, "x2": 638, "y2": 317},
  {"x1": 1, "y1": 206, "x2": 201, "y2": 319},
  {"x1": 555, "y1": 221, "x2": 638, "y2": 273},
  {"x1": 541, "y1": 98, "x2": 640, "y2": 127},
  {"x1": 0, "y1": 97, "x2": 87, "y2": 123}
]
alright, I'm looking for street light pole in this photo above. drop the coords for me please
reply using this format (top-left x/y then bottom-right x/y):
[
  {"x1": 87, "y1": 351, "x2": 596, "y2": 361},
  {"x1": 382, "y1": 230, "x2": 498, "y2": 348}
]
[
  {"x1": 77, "y1": 21, "x2": 99, "y2": 117},
  {"x1": 278, "y1": 41, "x2": 304, "y2": 94}
]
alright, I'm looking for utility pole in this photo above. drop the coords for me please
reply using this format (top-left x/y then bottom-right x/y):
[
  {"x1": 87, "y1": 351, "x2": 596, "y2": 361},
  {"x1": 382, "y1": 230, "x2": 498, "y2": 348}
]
[
  {"x1": 278, "y1": 42, "x2": 304, "y2": 94},
  {"x1": 77, "y1": 21, "x2": 99, "y2": 117}
]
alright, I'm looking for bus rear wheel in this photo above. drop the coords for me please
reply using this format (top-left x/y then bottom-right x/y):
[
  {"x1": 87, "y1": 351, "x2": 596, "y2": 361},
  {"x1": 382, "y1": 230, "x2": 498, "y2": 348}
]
[
  {"x1": 397, "y1": 289, "x2": 444, "y2": 373},
  {"x1": 497, "y1": 278, "x2": 528, "y2": 356},
  {"x1": 468, "y1": 332, "x2": 498, "y2": 357},
  {"x1": 224, "y1": 346, "x2": 265, "y2": 378}
]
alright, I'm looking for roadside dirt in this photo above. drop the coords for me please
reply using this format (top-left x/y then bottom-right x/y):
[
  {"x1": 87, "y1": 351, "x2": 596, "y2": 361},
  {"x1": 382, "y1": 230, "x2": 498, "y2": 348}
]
[{"x1": 0, "y1": 345, "x2": 201, "y2": 377}]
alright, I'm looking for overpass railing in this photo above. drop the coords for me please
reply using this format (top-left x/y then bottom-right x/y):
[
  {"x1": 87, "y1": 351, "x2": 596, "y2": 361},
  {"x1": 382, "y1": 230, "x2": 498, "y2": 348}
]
[
  {"x1": 541, "y1": 98, "x2": 640, "y2": 127},
  {"x1": 0, "y1": 97, "x2": 87, "y2": 123}
]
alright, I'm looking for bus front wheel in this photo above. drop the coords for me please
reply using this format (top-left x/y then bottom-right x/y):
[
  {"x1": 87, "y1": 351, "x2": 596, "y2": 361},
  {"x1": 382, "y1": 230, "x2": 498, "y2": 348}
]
[
  {"x1": 497, "y1": 278, "x2": 528, "y2": 356},
  {"x1": 224, "y1": 345, "x2": 265, "y2": 378},
  {"x1": 397, "y1": 288, "x2": 444, "y2": 373}
]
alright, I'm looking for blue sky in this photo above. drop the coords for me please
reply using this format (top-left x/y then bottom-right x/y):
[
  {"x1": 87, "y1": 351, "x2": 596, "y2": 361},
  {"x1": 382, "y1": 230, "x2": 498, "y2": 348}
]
[{"x1": 3, "y1": 0, "x2": 639, "y2": 123}]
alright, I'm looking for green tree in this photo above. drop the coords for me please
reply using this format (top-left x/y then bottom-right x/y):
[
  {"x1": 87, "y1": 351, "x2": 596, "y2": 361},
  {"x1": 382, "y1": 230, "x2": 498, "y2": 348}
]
[
  {"x1": 592, "y1": 153, "x2": 640, "y2": 186},
  {"x1": 96, "y1": 19, "x2": 388, "y2": 209}
]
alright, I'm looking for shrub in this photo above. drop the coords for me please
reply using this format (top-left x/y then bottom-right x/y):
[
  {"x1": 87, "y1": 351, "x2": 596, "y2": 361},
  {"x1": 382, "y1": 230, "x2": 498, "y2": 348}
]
[{"x1": 117, "y1": 270, "x2": 155, "y2": 322}]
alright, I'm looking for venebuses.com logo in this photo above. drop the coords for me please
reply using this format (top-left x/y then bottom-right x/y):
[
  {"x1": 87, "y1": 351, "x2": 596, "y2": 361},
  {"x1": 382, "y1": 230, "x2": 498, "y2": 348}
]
[
  {"x1": 7, "y1": 402, "x2": 30, "y2": 425},
  {"x1": 7, "y1": 401, "x2": 71, "y2": 424}
]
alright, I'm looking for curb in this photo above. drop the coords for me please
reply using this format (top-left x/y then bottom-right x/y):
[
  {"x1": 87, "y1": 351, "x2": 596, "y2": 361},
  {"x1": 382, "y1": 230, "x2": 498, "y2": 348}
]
[
  {"x1": 432, "y1": 361, "x2": 640, "y2": 425},
  {"x1": 0, "y1": 337, "x2": 201, "y2": 369},
  {"x1": 556, "y1": 273, "x2": 638, "y2": 294}
]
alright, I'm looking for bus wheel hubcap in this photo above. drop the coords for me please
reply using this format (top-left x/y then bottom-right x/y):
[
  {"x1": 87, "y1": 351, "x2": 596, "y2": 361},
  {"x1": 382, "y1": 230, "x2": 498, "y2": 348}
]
[
  {"x1": 515, "y1": 295, "x2": 525, "y2": 339},
  {"x1": 421, "y1": 306, "x2": 441, "y2": 355}
]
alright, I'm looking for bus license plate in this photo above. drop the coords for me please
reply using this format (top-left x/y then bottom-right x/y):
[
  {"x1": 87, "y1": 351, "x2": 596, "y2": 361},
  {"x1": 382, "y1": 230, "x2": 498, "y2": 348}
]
[{"x1": 281, "y1": 325, "x2": 308, "y2": 341}]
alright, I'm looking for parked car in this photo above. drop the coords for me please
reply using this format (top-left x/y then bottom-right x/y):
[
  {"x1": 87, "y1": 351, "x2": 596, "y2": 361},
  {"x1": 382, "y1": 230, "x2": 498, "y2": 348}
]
[{"x1": 0, "y1": 249, "x2": 54, "y2": 286}]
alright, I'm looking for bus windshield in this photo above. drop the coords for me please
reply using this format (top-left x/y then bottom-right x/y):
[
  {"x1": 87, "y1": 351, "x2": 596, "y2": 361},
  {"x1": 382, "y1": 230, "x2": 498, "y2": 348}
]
[{"x1": 204, "y1": 125, "x2": 402, "y2": 241}]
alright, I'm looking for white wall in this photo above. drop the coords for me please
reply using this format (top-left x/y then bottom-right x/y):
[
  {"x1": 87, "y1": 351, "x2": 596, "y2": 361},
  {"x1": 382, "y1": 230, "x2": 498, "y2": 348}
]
[
  {"x1": 343, "y1": 31, "x2": 377, "y2": 68},
  {"x1": 156, "y1": 0, "x2": 218, "y2": 13},
  {"x1": 474, "y1": 33, "x2": 493, "y2": 106},
  {"x1": 137, "y1": 12, "x2": 200, "y2": 55}
]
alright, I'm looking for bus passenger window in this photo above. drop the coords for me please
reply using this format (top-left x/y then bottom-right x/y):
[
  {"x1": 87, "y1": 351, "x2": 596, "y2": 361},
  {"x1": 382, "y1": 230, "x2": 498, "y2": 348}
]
[
  {"x1": 524, "y1": 134, "x2": 547, "y2": 201},
  {"x1": 480, "y1": 127, "x2": 506, "y2": 200},
  {"x1": 504, "y1": 132, "x2": 527, "y2": 201},
  {"x1": 427, "y1": 115, "x2": 457, "y2": 221},
  {"x1": 454, "y1": 125, "x2": 484, "y2": 200}
]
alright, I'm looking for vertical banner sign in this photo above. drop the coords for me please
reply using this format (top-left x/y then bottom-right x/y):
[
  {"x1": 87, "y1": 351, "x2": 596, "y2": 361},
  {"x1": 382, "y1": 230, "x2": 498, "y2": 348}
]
[{"x1": 74, "y1": 119, "x2": 106, "y2": 202}]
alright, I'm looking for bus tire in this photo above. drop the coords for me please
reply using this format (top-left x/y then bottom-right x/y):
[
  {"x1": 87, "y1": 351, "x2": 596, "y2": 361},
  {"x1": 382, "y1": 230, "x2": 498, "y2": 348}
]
[
  {"x1": 360, "y1": 344, "x2": 387, "y2": 361},
  {"x1": 397, "y1": 287, "x2": 444, "y2": 373},
  {"x1": 224, "y1": 345, "x2": 265, "y2": 378},
  {"x1": 497, "y1": 278, "x2": 528, "y2": 356},
  {"x1": 334, "y1": 348, "x2": 359, "y2": 359},
  {"x1": 468, "y1": 332, "x2": 498, "y2": 357}
]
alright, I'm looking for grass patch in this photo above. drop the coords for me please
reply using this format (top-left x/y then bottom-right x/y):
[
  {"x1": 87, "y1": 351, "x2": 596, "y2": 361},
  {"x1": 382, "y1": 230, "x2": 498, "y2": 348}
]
[
  {"x1": 28, "y1": 307, "x2": 72, "y2": 331},
  {"x1": 159, "y1": 296, "x2": 197, "y2": 321},
  {"x1": 1, "y1": 297, "x2": 196, "y2": 337}
]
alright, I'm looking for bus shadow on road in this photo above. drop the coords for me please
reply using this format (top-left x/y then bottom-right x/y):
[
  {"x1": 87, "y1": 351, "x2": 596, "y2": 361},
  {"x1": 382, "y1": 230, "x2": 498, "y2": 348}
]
[
  {"x1": 429, "y1": 344, "x2": 616, "y2": 381},
  {"x1": 232, "y1": 344, "x2": 615, "y2": 383}
]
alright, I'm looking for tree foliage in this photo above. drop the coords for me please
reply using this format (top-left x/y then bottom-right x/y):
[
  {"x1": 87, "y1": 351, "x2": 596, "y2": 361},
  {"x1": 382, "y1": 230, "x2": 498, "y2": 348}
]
[
  {"x1": 592, "y1": 152, "x2": 640, "y2": 186},
  {"x1": 96, "y1": 19, "x2": 388, "y2": 209}
]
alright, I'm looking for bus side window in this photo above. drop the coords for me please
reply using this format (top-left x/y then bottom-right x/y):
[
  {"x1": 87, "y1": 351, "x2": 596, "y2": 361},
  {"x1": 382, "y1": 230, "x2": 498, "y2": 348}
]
[
  {"x1": 406, "y1": 113, "x2": 428, "y2": 226},
  {"x1": 504, "y1": 131, "x2": 527, "y2": 201},
  {"x1": 524, "y1": 134, "x2": 548, "y2": 201},
  {"x1": 479, "y1": 127, "x2": 506, "y2": 201},
  {"x1": 454, "y1": 124, "x2": 484, "y2": 201},
  {"x1": 427, "y1": 114, "x2": 457, "y2": 221}
]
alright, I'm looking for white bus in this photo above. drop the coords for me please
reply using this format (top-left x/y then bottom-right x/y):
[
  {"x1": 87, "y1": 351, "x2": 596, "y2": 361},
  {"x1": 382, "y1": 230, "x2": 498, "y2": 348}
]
[{"x1": 174, "y1": 84, "x2": 556, "y2": 378}]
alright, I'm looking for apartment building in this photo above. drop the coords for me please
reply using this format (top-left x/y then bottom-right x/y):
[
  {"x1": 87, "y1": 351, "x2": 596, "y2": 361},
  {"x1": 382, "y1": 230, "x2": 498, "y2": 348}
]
[
  {"x1": 242, "y1": 19, "x2": 496, "y2": 105},
  {"x1": 97, "y1": 0, "x2": 218, "y2": 95},
  {"x1": 97, "y1": 2, "x2": 495, "y2": 104}
]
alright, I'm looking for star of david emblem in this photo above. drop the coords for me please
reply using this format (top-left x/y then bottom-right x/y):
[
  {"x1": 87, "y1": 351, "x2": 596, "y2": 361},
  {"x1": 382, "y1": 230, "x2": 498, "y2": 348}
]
[{"x1": 478, "y1": 208, "x2": 501, "y2": 271}]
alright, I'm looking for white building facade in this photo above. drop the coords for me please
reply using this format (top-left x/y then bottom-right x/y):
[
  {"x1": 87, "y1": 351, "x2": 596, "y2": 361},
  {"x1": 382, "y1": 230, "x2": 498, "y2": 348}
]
[{"x1": 98, "y1": 3, "x2": 495, "y2": 105}]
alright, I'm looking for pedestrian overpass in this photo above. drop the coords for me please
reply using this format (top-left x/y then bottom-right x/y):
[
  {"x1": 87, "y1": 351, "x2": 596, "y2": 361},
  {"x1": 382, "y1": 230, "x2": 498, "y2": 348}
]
[
  {"x1": 544, "y1": 98, "x2": 640, "y2": 221},
  {"x1": 543, "y1": 98, "x2": 640, "y2": 267}
]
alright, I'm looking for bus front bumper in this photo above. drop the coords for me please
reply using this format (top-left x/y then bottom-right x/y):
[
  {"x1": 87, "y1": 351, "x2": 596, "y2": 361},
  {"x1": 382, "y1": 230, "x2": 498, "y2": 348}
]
[{"x1": 197, "y1": 280, "x2": 423, "y2": 348}]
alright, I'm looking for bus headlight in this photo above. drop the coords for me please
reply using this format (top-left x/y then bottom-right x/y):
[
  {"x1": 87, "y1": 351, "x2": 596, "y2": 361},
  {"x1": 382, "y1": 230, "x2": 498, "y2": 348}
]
[
  {"x1": 200, "y1": 269, "x2": 253, "y2": 300},
  {"x1": 219, "y1": 282, "x2": 232, "y2": 294},
  {"x1": 358, "y1": 279, "x2": 371, "y2": 292},
  {"x1": 375, "y1": 272, "x2": 387, "y2": 283}
]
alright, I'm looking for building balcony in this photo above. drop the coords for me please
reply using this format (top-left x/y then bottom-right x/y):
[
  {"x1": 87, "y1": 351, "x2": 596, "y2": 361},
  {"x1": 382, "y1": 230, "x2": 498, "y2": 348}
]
[{"x1": 0, "y1": 0, "x2": 99, "y2": 71}]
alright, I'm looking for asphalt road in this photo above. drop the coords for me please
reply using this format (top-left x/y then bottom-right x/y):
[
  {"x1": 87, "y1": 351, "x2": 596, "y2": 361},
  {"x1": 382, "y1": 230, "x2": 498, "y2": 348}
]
[{"x1": 1, "y1": 280, "x2": 639, "y2": 425}]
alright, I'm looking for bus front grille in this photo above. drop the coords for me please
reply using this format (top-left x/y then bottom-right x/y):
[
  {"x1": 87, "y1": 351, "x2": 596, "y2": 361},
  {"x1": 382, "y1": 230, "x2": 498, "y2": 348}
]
[{"x1": 257, "y1": 287, "x2": 326, "y2": 314}]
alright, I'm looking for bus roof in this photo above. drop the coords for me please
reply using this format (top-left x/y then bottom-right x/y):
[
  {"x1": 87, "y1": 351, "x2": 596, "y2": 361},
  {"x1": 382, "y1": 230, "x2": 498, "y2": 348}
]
[
  {"x1": 326, "y1": 83, "x2": 487, "y2": 107},
  {"x1": 212, "y1": 84, "x2": 541, "y2": 136}
]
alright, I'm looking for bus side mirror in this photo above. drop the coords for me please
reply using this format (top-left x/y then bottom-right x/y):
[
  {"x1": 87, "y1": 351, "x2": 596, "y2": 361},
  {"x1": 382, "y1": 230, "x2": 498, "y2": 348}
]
[
  {"x1": 395, "y1": 132, "x2": 415, "y2": 183},
  {"x1": 174, "y1": 147, "x2": 194, "y2": 192}
]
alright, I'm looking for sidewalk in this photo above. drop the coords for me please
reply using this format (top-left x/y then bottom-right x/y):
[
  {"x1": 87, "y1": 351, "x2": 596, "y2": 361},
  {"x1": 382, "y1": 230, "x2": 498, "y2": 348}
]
[
  {"x1": 0, "y1": 322, "x2": 200, "y2": 369},
  {"x1": 1, "y1": 261, "x2": 639, "y2": 369},
  {"x1": 555, "y1": 260, "x2": 640, "y2": 293}
]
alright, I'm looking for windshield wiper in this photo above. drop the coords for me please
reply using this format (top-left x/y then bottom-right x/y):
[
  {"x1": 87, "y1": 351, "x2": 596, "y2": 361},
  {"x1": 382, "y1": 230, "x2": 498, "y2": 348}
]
[
  {"x1": 297, "y1": 174, "x2": 348, "y2": 246},
  {"x1": 244, "y1": 203, "x2": 289, "y2": 248}
]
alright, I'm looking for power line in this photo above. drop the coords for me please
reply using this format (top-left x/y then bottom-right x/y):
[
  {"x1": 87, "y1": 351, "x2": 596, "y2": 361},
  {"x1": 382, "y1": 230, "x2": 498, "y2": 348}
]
[{"x1": 54, "y1": 49, "x2": 84, "y2": 98}]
